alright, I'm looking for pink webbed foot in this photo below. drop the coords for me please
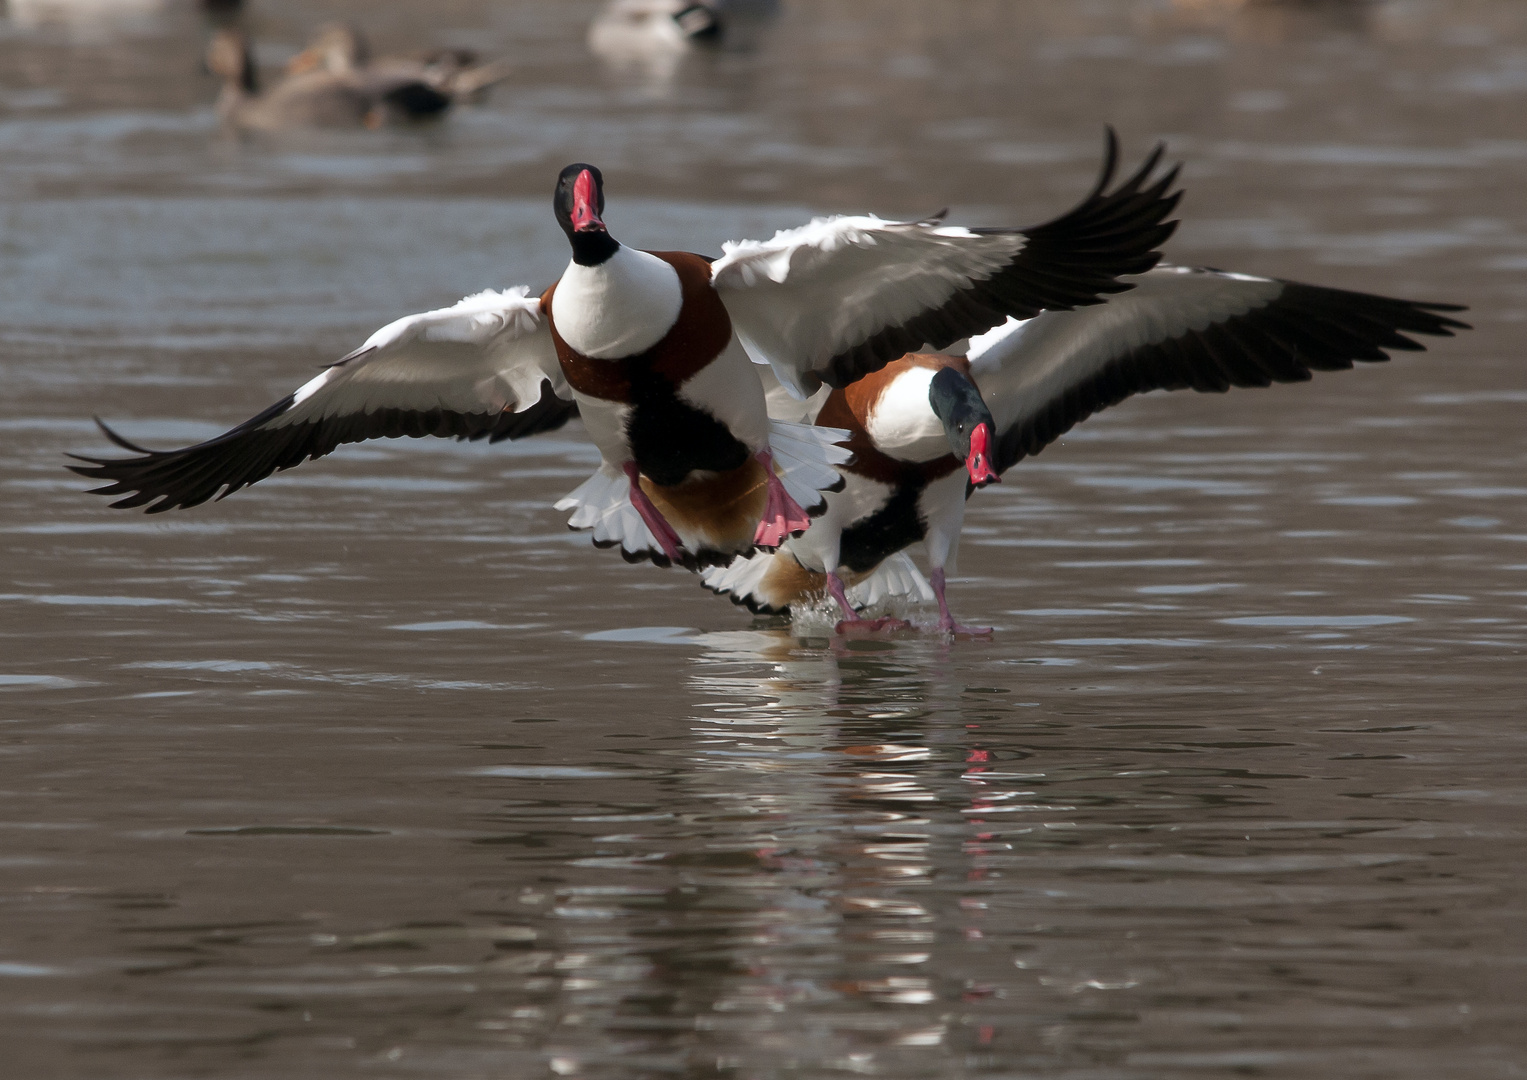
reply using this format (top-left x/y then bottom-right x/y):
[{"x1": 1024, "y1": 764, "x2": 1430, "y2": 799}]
[
  {"x1": 826, "y1": 572, "x2": 912, "y2": 636},
  {"x1": 752, "y1": 449, "x2": 812, "y2": 549},
  {"x1": 932, "y1": 568, "x2": 993, "y2": 637},
  {"x1": 837, "y1": 615, "x2": 915, "y2": 635},
  {"x1": 623, "y1": 461, "x2": 685, "y2": 565}
]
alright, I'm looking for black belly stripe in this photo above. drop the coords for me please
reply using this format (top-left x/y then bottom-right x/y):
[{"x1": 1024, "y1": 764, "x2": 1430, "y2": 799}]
[
  {"x1": 624, "y1": 360, "x2": 750, "y2": 488},
  {"x1": 838, "y1": 482, "x2": 928, "y2": 574}
]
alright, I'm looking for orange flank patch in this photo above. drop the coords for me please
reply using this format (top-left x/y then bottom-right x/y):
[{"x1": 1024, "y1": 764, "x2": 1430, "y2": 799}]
[
  {"x1": 757, "y1": 548, "x2": 823, "y2": 610},
  {"x1": 639, "y1": 456, "x2": 769, "y2": 553},
  {"x1": 757, "y1": 549, "x2": 877, "y2": 612}
]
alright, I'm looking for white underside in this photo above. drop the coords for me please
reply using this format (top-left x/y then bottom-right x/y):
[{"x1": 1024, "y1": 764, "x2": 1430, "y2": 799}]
[
  {"x1": 554, "y1": 419, "x2": 851, "y2": 562},
  {"x1": 677, "y1": 336, "x2": 773, "y2": 453},
  {"x1": 917, "y1": 470, "x2": 970, "y2": 575}
]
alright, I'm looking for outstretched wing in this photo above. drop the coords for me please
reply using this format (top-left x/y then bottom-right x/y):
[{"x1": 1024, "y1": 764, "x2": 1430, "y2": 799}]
[
  {"x1": 967, "y1": 265, "x2": 1470, "y2": 475},
  {"x1": 68, "y1": 288, "x2": 572, "y2": 512},
  {"x1": 710, "y1": 128, "x2": 1180, "y2": 397}
]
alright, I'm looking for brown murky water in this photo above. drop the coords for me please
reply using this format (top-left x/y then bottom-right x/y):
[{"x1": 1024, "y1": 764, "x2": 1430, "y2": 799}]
[{"x1": 2, "y1": 1, "x2": 1525, "y2": 1077}]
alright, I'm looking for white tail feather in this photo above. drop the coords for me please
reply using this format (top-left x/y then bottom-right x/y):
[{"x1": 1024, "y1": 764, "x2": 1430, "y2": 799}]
[
  {"x1": 701, "y1": 548, "x2": 932, "y2": 615},
  {"x1": 558, "y1": 422, "x2": 851, "y2": 565},
  {"x1": 555, "y1": 468, "x2": 659, "y2": 558},
  {"x1": 847, "y1": 551, "x2": 933, "y2": 608},
  {"x1": 700, "y1": 548, "x2": 774, "y2": 599},
  {"x1": 769, "y1": 419, "x2": 851, "y2": 510}
]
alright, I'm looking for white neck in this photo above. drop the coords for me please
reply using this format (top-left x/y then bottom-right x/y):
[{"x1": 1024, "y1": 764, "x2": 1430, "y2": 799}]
[
  {"x1": 865, "y1": 367, "x2": 950, "y2": 462},
  {"x1": 551, "y1": 246, "x2": 683, "y2": 360}
]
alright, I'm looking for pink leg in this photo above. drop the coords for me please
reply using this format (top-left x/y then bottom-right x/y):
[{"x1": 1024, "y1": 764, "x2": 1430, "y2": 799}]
[
  {"x1": 623, "y1": 461, "x2": 685, "y2": 565},
  {"x1": 931, "y1": 568, "x2": 992, "y2": 637},
  {"x1": 753, "y1": 449, "x2": 813, "y2": 549},
  {"x1": 827, "y1": 572, "x2": 911, "y2": 635}
]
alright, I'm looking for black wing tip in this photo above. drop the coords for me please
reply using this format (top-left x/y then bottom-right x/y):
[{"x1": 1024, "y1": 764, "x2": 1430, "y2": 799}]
[
  {"x1": 1118, "y1": 139, "x2": 1168, "y2": 196},
  {"x1": 1412, "y1": 301, "x2": 1471, "y2": 333},
  {"x1": 1021, "y1": 128, "x2": 1182, "y2": 242},
  {"x1": 1283, "y1": 281, "x2": 1474, "y2": 338},
  {"x1": 1083, "y1": 128, "x2": 1178, "y2": 206},
  {"x1": 92, "y1": 416, "x2": 158, "y2": 456},
  {"x1": 1387, "y1": 300, "x2": 1471, "y2": 336},
  {"x1": 818, "y1": 129, "x2": 1182, "y2": 391},
  {"x1": 1088, "y1": 125, "x2": 1122, "y2": 199}
]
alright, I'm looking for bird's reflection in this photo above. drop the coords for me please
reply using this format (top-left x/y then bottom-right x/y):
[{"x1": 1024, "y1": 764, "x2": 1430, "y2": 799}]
[{"x1": 536, "y1": 630, "x2": 1034, "y2": 1073}]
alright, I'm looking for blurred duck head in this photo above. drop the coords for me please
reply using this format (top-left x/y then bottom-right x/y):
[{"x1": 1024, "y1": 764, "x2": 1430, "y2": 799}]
[{"x1": 205, "y1": 28, "x2": 257, "y2": 93}]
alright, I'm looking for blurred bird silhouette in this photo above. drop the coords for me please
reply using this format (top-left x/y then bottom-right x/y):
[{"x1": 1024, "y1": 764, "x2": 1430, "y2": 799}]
[
  {"x1": 284, "y1": 21, "x2": 513, "y2": 103},
  {"x1": 7, "y1": 0, "x2": 240, "y2": 29},
  {"x1": 205, "y1": 27, "x2": 453, "y2": 131},
  {"x1": 588, "y1": 0, "x2": 778, "y2": 73}
]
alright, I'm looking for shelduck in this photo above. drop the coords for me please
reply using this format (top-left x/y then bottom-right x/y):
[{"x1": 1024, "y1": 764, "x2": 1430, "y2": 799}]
[
  {"x1": 71, "y1": 136, "x2": 1178, "y2": 573},
  {"x1": 703, "y1": 265, "x2": 1469, "y2": 633},
  {"x1": 205, "y1": 28, "x2": 454, "y2": 131}
]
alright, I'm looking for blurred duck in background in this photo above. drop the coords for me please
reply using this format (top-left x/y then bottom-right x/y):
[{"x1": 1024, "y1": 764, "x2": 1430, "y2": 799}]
[
  {"x1": 588, "y1": 0, "x2": 778, "y2": 76},
  {"x1": 7, "y1": 0, "x2": 238, "y2": 30},
  {"x1": 205, "y1": 27, "x2": 464, "y2": 131},
  {"x1": 285, "y1": 21, "x2": 513, "y2": 104},
  {"x1": 589, "y1": 0, "x2": 722, "y2": 56}
]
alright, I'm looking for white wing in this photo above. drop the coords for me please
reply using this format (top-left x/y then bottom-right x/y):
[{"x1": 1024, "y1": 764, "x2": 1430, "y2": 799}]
[
  {"x1": 753, "y1": 360, "x2": 831, "y2": 426},
  {"x1": 968, "y1": 265, "x2": 1469, "y2": 474},
  {"x1": 71, "y1": 288, "x2": 573, "y2": 512},
  {"x1": 711, "y1": 131, "x2": 1180, "y2": 398}
]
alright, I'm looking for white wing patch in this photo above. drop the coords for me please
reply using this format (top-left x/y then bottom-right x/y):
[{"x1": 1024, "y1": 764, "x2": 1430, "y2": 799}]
[
  {"x1": 344, "y1": 287, "x2": 546, "y2": 356},
  {"x1": 768, "y1": 419, "x2": 853, "y2": 513},
  {"x1": 269, "y1": 287, "x2": 566, "y2": 431},
  {"x1": 712, "y1": 215, "x2": 1027, "y2": 398}
]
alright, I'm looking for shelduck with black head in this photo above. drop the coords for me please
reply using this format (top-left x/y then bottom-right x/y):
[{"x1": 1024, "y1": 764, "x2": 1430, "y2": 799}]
[
  {"x1": 70, "y1": 136, "x2": 1181, "y2": 579},
  {"x1": 705, "y1": 264, "x2": 1470, "y2": 635}
]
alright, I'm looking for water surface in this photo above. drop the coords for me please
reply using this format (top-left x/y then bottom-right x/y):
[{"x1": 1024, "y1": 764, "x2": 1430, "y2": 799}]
[{"x1": 1, "y1": 1, "x2": 1524, "y2": 1077}]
